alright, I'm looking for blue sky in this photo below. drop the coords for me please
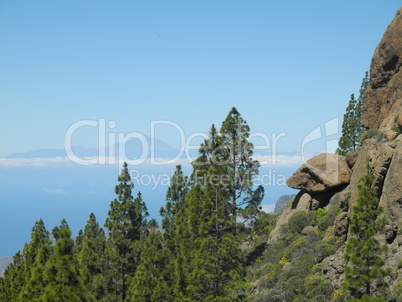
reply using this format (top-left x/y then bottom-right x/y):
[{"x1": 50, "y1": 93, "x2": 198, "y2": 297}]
[{"x1": 1, "y1": 1, "x2": 401, "y2": 157}]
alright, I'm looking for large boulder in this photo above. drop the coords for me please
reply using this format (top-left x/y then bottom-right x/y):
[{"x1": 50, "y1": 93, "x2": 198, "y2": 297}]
[
  {"x1": 362, "y1": 8, "x2": 402, "y2": 130},
  {"x1": 286, "y1": 153, "x2": 351, "y2": 193}
]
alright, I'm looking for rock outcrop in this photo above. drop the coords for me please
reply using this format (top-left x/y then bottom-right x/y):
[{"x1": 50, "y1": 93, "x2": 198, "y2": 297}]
[
  {"x1": 267, "y1": 9, "x2": 402, "y2": 297},
  {"x1": 362, "y1": 8, "x2": 402, "y2": 130},
  {"x1": 379, "y1": 140, "x2": 402, "y2": 243},
  {"x1": 286, "y1": 153, "x2": 351, "y2": 193}
]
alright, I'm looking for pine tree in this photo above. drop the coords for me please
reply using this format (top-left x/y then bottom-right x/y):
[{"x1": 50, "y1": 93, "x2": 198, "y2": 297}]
[
  {"x1": 184, "y1": 182, "x2": 244, "y2": 301},
  {"x1": 220, "y1": 107, "x2": 264, "y2": 223},
  {"x1": 337, "y1": 72, "x2": 369, "y2": 155},
  {"x1": 160, "y1": 164, "x2": 188, "y2": 252},
  {"x1": 41, "y1": 219, "x2": 95, "y2": 301},
  {"x1": 0, "y1": 276, "x2": 4, "y2": 301},
  {"x1": 342, "y1": 167, "x2": 387, "y2": 301},
  {"x1": 0, "y1": 250, "x2": 25, "y2": 301},
  {"x1": 127, "y1": 219, "x2": 173, "y2": 302},
  {"x1": 159, "y1": 165, "x2": 189, "y2": 299},
  {"x1": 174, "y1": 120, "x2": 249, "y2": 301},
  {"x1": 76, "y1": 213, "x2": 107, "y2": 301},
  {"x1": 104, "y1": 162, "x2": 149, "y2": 301},
  {"x1": 19, "y1": 219, "x2": 52, "y2": 301}
]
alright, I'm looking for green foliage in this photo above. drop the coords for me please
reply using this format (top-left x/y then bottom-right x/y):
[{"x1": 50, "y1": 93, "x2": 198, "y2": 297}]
[
  {"x1": 337, "y1": 72, "x2": 368, "y2": 154},
  {"x1": 391, "y1": 125, "x2": 402, "y2": 134},
  {"x1": 360, "y1": 129, "x2": 381, "y2": 142},
  {"x1": 249, "y1": 210, "x2": 339, "y2": 302},
  {"x1": 41, "y1": 220, "x2": 95, "y2": 301},
  {"x1": 0, "y1": 251, "x2": 25, "y2": 301},
  {"x1": 0, "y1": 108, "x2": 367, "y2": 302},
  {"x1": 128, "y1": 219, "x2": 173, "y2": 302},
  {"x1": 300, "y1": 272, "x2": 333, "y2": 302},
  {"x1": 280, "y1": 211, "x2": 313, "y2": 243},
  {"x1": 279, "y1": 236, "x2": 306, "y2": 265},
  {"x1": 219, "y1": 107, "x2": 264, "y2": 221},
  {"x1": 389, "y1": 282, "x2": 402, "y2": 302},
  {"x1": 76, "y1": 213, "x2": 107, "y2": 301},
  {"x1": 0, "y1": 219, "x2": 53, "y2": 301},
  {"x1": 104, "y1": 162, "x2": 149, "y2": 301},
  {"x1": 312, "y1": 236, "x2": 338, "y2": 262},
  {"x1": 169, "y1": 108, "x2": 263, "y2": 301},
  {"x1": 175, "y1": 182, "x2": 244, "y2": 301},
  {"x1": 312, "y1": 206, "x2": 340, "y2": 235},
  {"x1": 160, "y1": 164, "x2": 188, "y2": 254},
  {"x1": 342, "y1": 169, "x2": 388, "y2": 300},
  {"x1": 313, "y1": 208, "x2": 328, "y2": 224},
  {"x1": 18, "y1": 219, "x2": 52, "y2": 301}
]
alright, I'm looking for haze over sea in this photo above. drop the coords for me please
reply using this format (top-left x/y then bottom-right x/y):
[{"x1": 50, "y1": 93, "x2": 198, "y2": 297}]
[{"x1": 0, "y1": 140, "x2": 301, "y2": 256}]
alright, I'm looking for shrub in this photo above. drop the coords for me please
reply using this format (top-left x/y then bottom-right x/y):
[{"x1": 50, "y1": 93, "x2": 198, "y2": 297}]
[
  {"x1": 313, "y1": 236, "x2": 337, "y2": 262},
  {"x1": 389, "y1": 282, "x2": 402, "y2": 302},
  {"x1": 281, "y1": 211, "x2": 313, "y2": 236},
  {"x1": 391, "y1": 125, "x2": 402, "y2": 134},
  {"x1": 360, "y1": 129, "x2": 380, "y2": 141},
  {"x1": 303, "y1": 273, "x2": 334, "y2": 301}
]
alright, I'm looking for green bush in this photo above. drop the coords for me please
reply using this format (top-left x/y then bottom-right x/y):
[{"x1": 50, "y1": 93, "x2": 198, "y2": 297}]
[
  {"x1": 360, "y1": 129, "x2": 380, "y2": 141},
  {"x1": 389, "y1": 282, "x2": 402, "y2": 302},
  {"x1": 391, "y1": 125, "x2": 402, "y2": 134},
  {"x1": 312, "y1": 236, "x2": 337, "y2": 262},
  {"x1": 281, "y1": 211, "x2": 313, "y2": 237}
]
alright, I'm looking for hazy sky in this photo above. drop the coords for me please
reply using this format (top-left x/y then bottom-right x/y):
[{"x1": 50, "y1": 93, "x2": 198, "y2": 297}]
[{"x1": 1, "y1": 1, "x2": 401, "y2": 157}]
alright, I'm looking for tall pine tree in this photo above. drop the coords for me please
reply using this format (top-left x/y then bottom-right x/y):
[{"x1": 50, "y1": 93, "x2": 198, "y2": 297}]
[
  {"x1": 104, "y1": 162, "x2": 149, "y2": 301},
  {"x1": 174, "y1": 112, "x2": 257, "y2": 301},
  {"x1": 41, "y1": 219, "x2": 95, "y2": 301},
  {"x1": 76, "y1": 213, "x2": 107, "y2": 301},
  {"x1": 342, "y1": 166, "x2": 387, "y2": 301},
  {"x1": 337, "y1": 72, "x2": 369, "y2": 155},
  {"x1": 0, "y1": 251, "x2": 25, "y2": 301},
  {"x1": 160, "y1": 164, "x2": 188, "y2": 252},
  {"x1": 19, "y1": 219, "x2": 52, "y2": 301},
  {"x1": 219, "y1": 107, "x2": 264, "y2": 224}
]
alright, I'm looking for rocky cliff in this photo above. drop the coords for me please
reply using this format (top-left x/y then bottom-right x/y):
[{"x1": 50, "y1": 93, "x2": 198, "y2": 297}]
[
  {"x1": 269, "y1": 7, "x2": 402, "y2": 298},
  {"x1": 362, "y1": 8, "x2": 402, "y2": 130}
]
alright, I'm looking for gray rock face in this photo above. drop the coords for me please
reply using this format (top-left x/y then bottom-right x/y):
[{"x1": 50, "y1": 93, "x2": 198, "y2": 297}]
[
  {"x1": 286, "y1": 153, "x2": 351, "y2": 193},
  {"x1": 379, "y1": 140, "x2": 402, "y2": 244},
  {"x1": 322, "y1": 248, "x2": 346, "y2": 290},
  {"x1": 334, "y1": 212, "x2": 349, "y2": 237},
  {"x1": 362, "y1": 8, "x2": 402, "y2": 130},
  {"x1": 384, "y1": 129, "x2": 399, "y2": 141},
  {"x1": 346, "y1": 138, "x2": 396, "y2": 208},
  {"x1": 345, "y1": 152, "x2": 358, "y2": 169}
]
